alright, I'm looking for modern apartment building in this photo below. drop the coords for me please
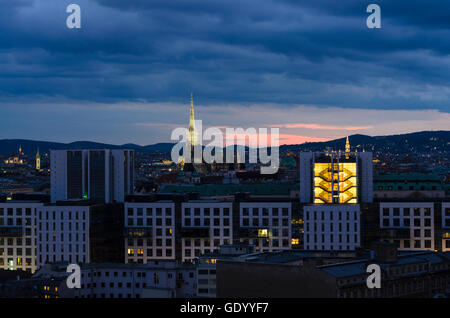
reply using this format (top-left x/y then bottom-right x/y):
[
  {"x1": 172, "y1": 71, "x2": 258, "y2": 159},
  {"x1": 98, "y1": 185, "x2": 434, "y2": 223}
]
[
  {"x1": 124, "y1": 194, "x2": 296, "y2": 263},
  {"x1": 378, "y1": 202, "x2": 435, "y2": 251},
  {"x1": 304, "y1": 204, "x2": 360, "y2": 251},
  {"x1": 238, "y1": 202, "x2": 292, "y2": 252},
  {"x1": 36, "y1": 201, "x2": 124, "y2": 268},
  {"x1": 0, "y1": 201, "x2": 43, "y2": 273},
  {"x1": 33, "y1": 261, "x2": 197, "y2": 298},
  {"x1": 197, "y1": 244, "x2": 254, "y2": 298},
  {"x1": 181, "y1": 201, "x2": 233, "y2": 262},
  {"x1": 124, "y1": 201, "x2": 176, "y2": 263},
  {"x1": 442, "y1": 202, "x2": 450, "y2": 252}
]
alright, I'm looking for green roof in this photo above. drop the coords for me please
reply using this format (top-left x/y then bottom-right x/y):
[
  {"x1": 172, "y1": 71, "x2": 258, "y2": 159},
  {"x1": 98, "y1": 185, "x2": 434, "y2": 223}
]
[
  {"x1": 374, "y1": 173, "x2": 441, "y2": 182},
  {"x1": 159, "y1": 183, "x2": 299, "y2": 196},
  {"x1": 374, "y1": 173, "x2": 444, "y2": 191}
]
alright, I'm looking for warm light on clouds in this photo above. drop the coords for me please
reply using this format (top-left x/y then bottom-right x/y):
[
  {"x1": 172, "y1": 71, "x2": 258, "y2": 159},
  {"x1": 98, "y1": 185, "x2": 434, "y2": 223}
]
[
  {"x1": 2, "y1": 100, "x2": 447, "y2": 145},
  {"x1": 273, "y1": 123, "x2": 373, "y2": 131}
]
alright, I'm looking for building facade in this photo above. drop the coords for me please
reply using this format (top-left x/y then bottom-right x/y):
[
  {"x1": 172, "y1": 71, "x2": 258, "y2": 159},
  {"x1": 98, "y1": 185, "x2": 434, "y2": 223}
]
[
  {"x1": 0, "y1": 201, "x2": 43, "y2": 273},
  {"x1": 238, "y1": 202, "x2": 292, "y2": 252},
  {"x1": 304, "y1": 204, "x2": 360, "y2": 251},
  {"x1": 181, "y1": 201, "x2": 233, "y2": 262},
  {"x1": 299, "y1": 151, "x2": 373, "y2": 204},
  {"x1": 379, "y1": 202, "x2": 435, "y2": 251},
  {"x1": 124, "y1": 201, "x2": 176, "y2": 263},
  {"x1": 50, "y1": 149, "x2": 134, "y2": 203}
]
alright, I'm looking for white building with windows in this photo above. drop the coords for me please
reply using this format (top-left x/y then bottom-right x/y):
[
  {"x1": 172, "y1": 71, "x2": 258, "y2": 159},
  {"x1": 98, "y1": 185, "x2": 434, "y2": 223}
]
[
  {"x1": 304, "y1": 204, "x2": 360, "y2": 251},
  {"x1": 181, "y1": 201, "x2": 233, "y2": 262},
  {"x1": 35, "y1": 261, "x2": 197, "y2": 298},
  {"x1": 50, "y1": 149, "x2": 134, "y2": 203},
  {"x1": 379, "y1": 202, "x2": 435, "y2": 250},
  {"x1": 36, "y1": 204, "x2": 90, "y2": 267},
  {"x1": 0, "y1": 201, "x2": 43, "y2": 273},
  {"x1": 442, "y1": 202, "x2": 450, "y2": 252},
  {"x1": 124, "y1": 201, "x2": 176, "y2": 263},
  {"x1": 238, "y1": 202, "x2": 292, "y2": 252}
]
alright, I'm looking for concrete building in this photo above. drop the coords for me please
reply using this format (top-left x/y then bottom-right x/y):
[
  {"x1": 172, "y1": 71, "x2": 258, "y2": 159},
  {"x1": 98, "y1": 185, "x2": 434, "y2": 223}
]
[
  {"x1": 238, "y1": 202, "x2": 292, "y2": 252},
  {"x1": 304, "y1": 204, "x2": 360, "y2": 251},
  {"x1": 50, "y1": 149, "x2": 134, "y2": 203},
  {"x1": 36, "y1": 201, "x2": 124, "y2": 268},
  {"x1": 181, "y1": 201, "x2": 233, "y2": 262},
  {"x1": 197, "y1": 244, "x2": 254, "y2": 298},
  {"x1": 374, "y1": 173, "x2": 445, "y2": 200},
  {"x1": 124, "y1": 201, "x2": 176, "y2": 263},
  {"x1": 379, "y1": 202, "x2": 435, "y2": 251},
  {"x1": 217, "y1": 243, "x2": 450, "y2": 298},
  {"x1": 299, "y1": 151, "x2": 373, "y2": 204},
  {"x1": 0, "y1": 201, "x2": 43, "y2": 273},
  {"x1": 31, "y1": 261, "x2": 197, "y2": 298},
  {"x1": 442, "y1": 202, "x2": 450, "y2": 252}
]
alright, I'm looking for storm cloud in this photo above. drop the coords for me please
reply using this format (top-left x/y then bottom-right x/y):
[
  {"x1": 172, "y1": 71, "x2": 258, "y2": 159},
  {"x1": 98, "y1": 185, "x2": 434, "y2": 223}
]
[{"x1": 0, "y1": 0, "x2": 449, "y2": 144}]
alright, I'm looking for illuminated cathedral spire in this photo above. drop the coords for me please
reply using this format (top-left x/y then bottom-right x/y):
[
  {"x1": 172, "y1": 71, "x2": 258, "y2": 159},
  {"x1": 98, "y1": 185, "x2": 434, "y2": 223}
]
[{"x1": 187, "y1": 93, "x2": 198, "y2": 146}]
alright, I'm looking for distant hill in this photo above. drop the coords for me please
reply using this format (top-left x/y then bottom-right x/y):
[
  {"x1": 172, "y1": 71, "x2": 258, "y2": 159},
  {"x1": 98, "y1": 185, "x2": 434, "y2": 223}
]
[
  {"x1": 0, "y1": 131, "x2": 448, "y2": 156},
  {"x1": 282, "y1": 130, "x2": 450, "y2": 154},
  {"x1": 0, "y1": 139, "x2": 175, "y2": 156}
]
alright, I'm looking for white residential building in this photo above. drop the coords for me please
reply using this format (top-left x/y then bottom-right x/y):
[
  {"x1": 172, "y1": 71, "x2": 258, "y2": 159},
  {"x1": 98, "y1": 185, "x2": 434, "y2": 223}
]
[
  {"x1": 238, "y1": 202, "x2": 292, "y2": 252},
  {"x1": 0, "y1": 201, "x2": 43, "y2": 273},
  {"x1": 124, "y1": 201, "x2": 176, "y2": 263},
  {"x1": 35, "y1": 261, "x2": 197, "y2": 298},
  {"x1": 379, "y1": 202, "x2": 435, "y2": 251},
  {"x1": 181, "y1": 201, "x2": 233, "y2": 262},
  {"x1": 36, "y1": 204, "x2": 90, "y2": 267},
  {"x1": 442, "y1": 202, "x2": 450, "y2": 252},
  {"x1": 304, "y1": 204, "x2": 361, "y2": 251}
]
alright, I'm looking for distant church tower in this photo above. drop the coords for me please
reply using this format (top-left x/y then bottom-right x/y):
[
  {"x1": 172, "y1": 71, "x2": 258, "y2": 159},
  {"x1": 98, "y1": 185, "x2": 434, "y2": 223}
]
[
  {"x1": 36, "y1": 148, "x2": 41, "y2": 170},
  {"x1": 345, "y1": 136, "x2": 351, "y2": 153},
  {"x1": 345, "y1": 136, "x2": 351, "y2": 159}
]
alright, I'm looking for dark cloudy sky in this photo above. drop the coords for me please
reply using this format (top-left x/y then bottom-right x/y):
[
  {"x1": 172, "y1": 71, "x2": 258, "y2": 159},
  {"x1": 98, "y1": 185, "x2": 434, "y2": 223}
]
[{"x1": 1, "y1": 0, "x2": 449, "y2": 145}]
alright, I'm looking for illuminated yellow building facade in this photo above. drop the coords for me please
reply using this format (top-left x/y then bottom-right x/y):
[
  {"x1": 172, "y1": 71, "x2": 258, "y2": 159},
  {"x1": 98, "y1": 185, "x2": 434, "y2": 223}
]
[
  {"x1": 300, "y1": 137, "x2": 373, "y2": 204},
  {"x1": 313, "y1": 155, "x2": 358, "y2": 204}
]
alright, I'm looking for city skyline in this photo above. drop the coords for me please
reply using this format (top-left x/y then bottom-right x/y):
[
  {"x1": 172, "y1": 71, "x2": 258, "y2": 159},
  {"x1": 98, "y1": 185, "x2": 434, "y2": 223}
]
[{"x1": 1, "y1": 1, "x2": 449, "y2": 145}]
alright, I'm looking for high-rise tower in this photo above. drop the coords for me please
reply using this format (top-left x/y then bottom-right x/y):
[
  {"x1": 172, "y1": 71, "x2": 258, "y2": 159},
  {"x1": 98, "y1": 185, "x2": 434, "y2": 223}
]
[{"x1": 187, "y1": 93, "x2": 198, "y2": 146}]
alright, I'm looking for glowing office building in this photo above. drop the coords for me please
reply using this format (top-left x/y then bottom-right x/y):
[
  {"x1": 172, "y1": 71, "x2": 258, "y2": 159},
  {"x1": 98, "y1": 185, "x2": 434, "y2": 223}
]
[
  {"x1": 299, "y1": 140, "x2": 373, "y2": 251},
  {"x1": 299, "y1": 150, "x2": 373, "y2": 204}
]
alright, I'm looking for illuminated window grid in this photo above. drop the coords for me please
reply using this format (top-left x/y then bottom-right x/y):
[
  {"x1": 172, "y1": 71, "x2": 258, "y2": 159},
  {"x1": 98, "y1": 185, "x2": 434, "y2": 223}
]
[
  {"x1": 124, "y1": 202, "x2": 175, "y2": 263},
  {"x1": 0, "y1": 203, "x2": 41, "y2": 273},
  {"x1": 181, "y1": 202, "x2": 233, "y2": 262},
  {"x1": 239, "y1": 203, "x2": 292, "y2": 252},
  {"x1": 36, "y1": 206, "x2": 89, "y2": 267},
  {"x1": 303, "y1": 205, "x2": 360, "y2": 251},
  {"x1": 379, "y1": 203, "x2": 435, "y2": 251}
]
